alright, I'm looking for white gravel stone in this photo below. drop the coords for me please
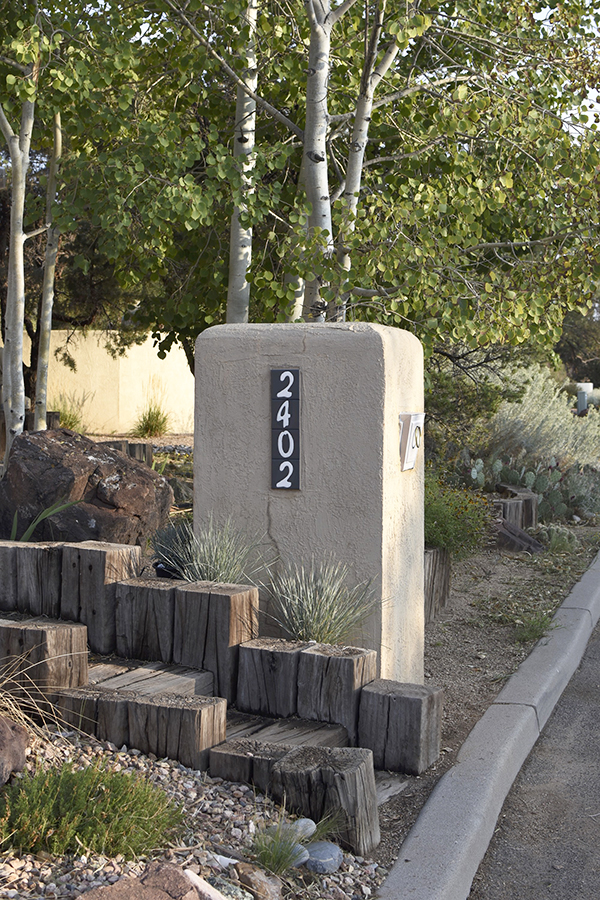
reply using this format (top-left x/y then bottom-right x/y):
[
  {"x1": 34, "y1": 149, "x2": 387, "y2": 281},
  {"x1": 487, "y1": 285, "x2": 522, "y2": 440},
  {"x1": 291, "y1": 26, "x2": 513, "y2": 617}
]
[{"x1": 0, "y1": 730, "x2": 383, "y2": 900}]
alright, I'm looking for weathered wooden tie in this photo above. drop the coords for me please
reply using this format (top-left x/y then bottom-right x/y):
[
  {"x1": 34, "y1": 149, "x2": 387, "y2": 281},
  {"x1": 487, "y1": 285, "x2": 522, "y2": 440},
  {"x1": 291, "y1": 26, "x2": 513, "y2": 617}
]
[
  {"x1": 358, "y1": 679, "x2": 443, "y2": 774},
  {"x1": 89, "y1": 659, "x2": 214, "y2": 697},
  {"x1": 210, "y1": 738, "x2": 292, "y2": 792},
  {"x1": 0, "y1": 542, "x2": 18, "y2": 612},
  {"x1": 271, "y1": 746, "x2": 380, "y2": 856},
  {"x1": 226, "y1": 709, "x2": 348, "y2": 747},
  {"x1": 210, "y1": 738, "x2": 379, "y2": 855},
  {"x1": 115, "y1": 578, "x2": 177, "y2": 662},
  {"x1": 424, "y1": 546, "x2": 451, "y2": 624},
  {"x1": 236, "y1": 638, "x2": 311, "y2": 717},
  {"x1": 61, "y1": 541, "x2": 142, "y2": 654},
  {"x1": 50, "y1": 679, "x2": 225, "y2": 770},
  {"x1": 16, "y1": 542, "x2": 64, "y2": 618},
  {"x1": 496, "y1": 483, "x2": 538, "y2": 529},
  {"x1": 173, "y1": 581, "x2": 258, "y2": 703},
  {"x1": 297, "y1": 644, "x2": 377, "y2": 745},
  {"x1": 0, "y1": 617, "x2": 88, "y2": 694}
]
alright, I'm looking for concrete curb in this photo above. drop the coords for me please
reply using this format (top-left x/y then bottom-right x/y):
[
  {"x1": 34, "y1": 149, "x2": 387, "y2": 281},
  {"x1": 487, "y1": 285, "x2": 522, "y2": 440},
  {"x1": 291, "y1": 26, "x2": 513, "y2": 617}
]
[{"x1": 378, "y1": 549, "x2": 600, "y2": 900}]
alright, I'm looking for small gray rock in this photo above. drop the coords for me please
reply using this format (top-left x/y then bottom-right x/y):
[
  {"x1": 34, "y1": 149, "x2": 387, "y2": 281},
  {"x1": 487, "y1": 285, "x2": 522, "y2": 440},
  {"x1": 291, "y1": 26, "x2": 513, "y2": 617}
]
[
  {"x1": 265, "y1": 817, "x2": 316, "y2": 841},
  {"x1": 291, "y1": 844, "x2": 310, "y2": 866},
  {"x1": 304, "y1": 841, "x2": 344, "y2": 874},
  {"x1": 292, "y1": 817, "x2": 317, "y2": 839}
]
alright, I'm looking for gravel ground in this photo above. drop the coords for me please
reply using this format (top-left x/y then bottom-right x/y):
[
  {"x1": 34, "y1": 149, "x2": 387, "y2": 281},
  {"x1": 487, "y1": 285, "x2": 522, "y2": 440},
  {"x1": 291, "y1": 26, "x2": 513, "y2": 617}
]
[{"x1": 0, "y1": 731, "x2": 384, "y2": 900}]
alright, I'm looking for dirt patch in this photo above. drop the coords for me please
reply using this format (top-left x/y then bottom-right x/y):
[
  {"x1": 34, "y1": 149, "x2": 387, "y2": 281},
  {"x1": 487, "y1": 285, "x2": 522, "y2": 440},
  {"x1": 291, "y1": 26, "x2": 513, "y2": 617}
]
[{"x1": 372, "y1": 530, "x2": 600, "y2": 873}]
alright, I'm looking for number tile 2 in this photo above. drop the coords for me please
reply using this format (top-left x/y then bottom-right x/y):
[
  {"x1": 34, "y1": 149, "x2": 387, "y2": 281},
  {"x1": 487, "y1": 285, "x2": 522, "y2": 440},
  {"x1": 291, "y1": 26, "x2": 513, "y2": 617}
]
[{"x1": 271, "y1": 369, "x2": 300, "y2": 490}]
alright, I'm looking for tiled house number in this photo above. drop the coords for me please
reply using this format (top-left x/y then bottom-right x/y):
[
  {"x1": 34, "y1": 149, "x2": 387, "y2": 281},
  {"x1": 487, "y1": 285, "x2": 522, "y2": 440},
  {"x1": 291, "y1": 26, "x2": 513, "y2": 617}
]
[{"x1": 271, "y1": 369, "x2": 300, "y2": 490}]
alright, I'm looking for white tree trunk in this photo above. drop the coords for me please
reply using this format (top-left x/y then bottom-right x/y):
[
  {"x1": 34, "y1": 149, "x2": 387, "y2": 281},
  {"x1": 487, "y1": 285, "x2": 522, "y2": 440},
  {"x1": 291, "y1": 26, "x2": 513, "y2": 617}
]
[
  {"x1": 301, "y1": 0, "x2": 334, "y2": 318},
  {"x1": 226, "y1": 0, "x2": 258, "y2": 323},
  {"x1": 336, "y1": 5, "x2": 399, "y2": 318},
  {"x1": 34, "y1": 112, "x2": 62, "y2": 431},
  {"x1": 0, "y1": 90, "x2": 36, "y2": 464}
]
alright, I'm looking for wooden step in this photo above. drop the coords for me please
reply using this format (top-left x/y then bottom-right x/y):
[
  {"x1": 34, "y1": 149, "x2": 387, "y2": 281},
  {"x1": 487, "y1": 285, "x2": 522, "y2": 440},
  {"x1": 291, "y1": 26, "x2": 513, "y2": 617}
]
[
  {"x1": 89, "y1": 659, "x2": 214, "y2": 697},
  {"x1": 49, "y1": 684, "x2": 225, "y2": 770},
  {"x1": 226, "y1": 709, "x2": 348, "y2": 747},
  {"x1": 210, "y1": 738, "x2": 380, "y2": 856},
  {"x1": 0, "y1": 616, "x2": 88, "y2": 693}
]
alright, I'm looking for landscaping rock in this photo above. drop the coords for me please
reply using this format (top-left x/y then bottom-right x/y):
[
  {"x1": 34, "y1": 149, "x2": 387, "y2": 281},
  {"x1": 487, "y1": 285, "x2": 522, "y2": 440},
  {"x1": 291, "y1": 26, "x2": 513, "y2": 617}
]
[
  {"x1": 81, "y1": 861, "x2": 200, "y2": 899},
  {"x1": 0, "y1": 715, "x2": 29, "y2": 785},
  {"x1": 234, "y1": 862, "x2": 283, "y2": 900},
  {"x1": 265, "y1": 818, "x2": 316, "y2": 842},
  {"x1": 169, "y1": 477, "x2": 194, "y2": 507},
  {"x1": 206, "y1": 877, "x2": 253, "y2": 900},
  {"x1": 185, "y1": 872, "x2": 240, "y2": 900},
  {"x1": 304, "y1": 841, "x2": 344, "y2": 874},
  {"x1": 0, "y1": 429, "x2": 173, "y2": 545}
]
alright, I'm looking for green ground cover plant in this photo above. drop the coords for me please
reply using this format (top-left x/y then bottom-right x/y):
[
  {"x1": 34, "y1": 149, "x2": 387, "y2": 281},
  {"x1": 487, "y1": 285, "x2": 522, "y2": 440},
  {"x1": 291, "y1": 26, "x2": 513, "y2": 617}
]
[
  {"x1": 425, "y1": 475, "x2": 492, "y2": 558},
  {"x1": 0, "y1": 762, "x2": 183, "y2": 857},
  {"x1": 268, "y1": 558, "x2": 377, "y2": 644}
]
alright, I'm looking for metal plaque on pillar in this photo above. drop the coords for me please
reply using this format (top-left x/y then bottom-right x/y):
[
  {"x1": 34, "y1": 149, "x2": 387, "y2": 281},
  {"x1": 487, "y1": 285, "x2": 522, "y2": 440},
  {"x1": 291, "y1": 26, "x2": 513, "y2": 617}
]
[{"x1": 271, "y1": 369, "x2": 300, "y2": 490}]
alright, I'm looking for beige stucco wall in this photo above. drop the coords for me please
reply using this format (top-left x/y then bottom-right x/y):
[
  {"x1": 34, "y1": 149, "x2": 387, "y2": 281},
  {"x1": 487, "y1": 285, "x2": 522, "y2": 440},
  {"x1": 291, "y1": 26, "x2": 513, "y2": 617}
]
[
  {"x1": 22, "y1": 331, "x2": 194, "y2": 434},
  {"x1": 194, "y1": 322, "x2": 424, "y2": 683}
]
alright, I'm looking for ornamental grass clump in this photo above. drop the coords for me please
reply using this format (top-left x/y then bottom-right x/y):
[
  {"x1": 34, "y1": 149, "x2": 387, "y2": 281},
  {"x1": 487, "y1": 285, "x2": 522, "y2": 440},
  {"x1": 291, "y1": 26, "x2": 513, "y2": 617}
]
[
  {"x1": 268, "y1": 558, "x2": 377, "y2": 644},
  {"x1": 151, "y1": 516, "x2": 262, "y2": 583},
  {"x1": 0, "y1": 761, "x2": 183, "y2": 857},
  {"x1": 252, "y1": 810, "x2": 341, "y2": 875},
  {"x1": 131, "y1": 399, "x2": 170, "y2": 438},
  {"x1": 252, "y1": 820, "x2": 307, "y2": 876}
]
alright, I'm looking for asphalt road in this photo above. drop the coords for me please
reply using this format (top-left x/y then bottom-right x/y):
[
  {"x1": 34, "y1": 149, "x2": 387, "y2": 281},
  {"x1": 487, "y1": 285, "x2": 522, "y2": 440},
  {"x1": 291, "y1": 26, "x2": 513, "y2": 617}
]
[{"x1": 469, "y1": 623, "x2": 600, "y2": 900}]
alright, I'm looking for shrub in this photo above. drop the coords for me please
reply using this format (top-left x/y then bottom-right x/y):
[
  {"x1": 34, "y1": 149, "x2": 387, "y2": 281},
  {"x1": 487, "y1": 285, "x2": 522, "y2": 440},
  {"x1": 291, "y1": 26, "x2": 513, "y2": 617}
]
[
  {"x1": 485, "y1": 365, "x2": 600, "y2": 468},
  {"x1": 131, "y1": 400, "x2": 170, "y2": 438},
  {"x1": 0, "y1": 761, "x2": 183, "y2": 857},
  {"x1": 268, "y1": 558, "x2": 377, "y2": 644},
  {"x1": 151, "y1": 516, "x2": 262, "y2": 583},
  {"x1": 425, "y1": 475, "x2": 491, "y2": 558},
  {"x1": 51, "y1": 390, "x2": 93, "y2": 433}
]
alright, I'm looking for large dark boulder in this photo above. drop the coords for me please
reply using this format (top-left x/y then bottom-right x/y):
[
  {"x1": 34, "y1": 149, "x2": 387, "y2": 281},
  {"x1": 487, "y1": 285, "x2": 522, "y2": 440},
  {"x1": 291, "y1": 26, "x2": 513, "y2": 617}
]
[{"x1": 0, "y1": 429, "x2": 173, "y2": 545}]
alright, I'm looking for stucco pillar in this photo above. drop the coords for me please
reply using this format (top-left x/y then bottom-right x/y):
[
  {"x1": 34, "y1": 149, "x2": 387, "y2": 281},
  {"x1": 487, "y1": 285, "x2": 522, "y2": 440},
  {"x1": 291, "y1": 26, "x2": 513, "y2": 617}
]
[{"x1": 194, "y1": 323, "x2": 424, "y2": 683}]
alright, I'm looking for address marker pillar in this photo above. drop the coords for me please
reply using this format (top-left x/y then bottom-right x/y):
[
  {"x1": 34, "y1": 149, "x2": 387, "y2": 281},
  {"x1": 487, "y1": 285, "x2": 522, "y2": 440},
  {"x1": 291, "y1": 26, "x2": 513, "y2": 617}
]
[{"x1": 194, "y1": 323, "x2": 424, "y2": 682}]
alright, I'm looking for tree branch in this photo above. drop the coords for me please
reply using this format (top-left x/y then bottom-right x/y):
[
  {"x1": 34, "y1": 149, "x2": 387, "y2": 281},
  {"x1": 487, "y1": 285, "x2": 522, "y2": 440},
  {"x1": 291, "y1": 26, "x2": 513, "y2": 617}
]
[
  {"x1": 462, "y1": 231, "x2": 573, "y2": 253},
  {"x1": 23, "y1": 225, "x2": 48, "y2": 241},
  {"x1": 163, "y1": 0, "x2": 304, "y2": 140},
  {"x1": 362, "y1": 137, "x2": 446, "y2": 166},
  {"x1": 328, "y1": 0, "x2": 361, "y2": 27},
  {"x1": 329, "y1": 75, "x2": 472, "y2": 123},
  {"x1": 0, "y1": 104, "x2": 15, "y2": 142},
  {"x1": 0, "y1": 55, "x2": 28, "y2": 74}
]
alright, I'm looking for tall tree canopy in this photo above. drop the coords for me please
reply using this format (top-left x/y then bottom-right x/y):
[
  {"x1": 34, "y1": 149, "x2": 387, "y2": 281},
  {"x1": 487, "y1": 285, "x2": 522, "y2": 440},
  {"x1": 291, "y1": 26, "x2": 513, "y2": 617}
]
[{"x1": 2, "y1": 0, "x2": 600, "y2": 391}]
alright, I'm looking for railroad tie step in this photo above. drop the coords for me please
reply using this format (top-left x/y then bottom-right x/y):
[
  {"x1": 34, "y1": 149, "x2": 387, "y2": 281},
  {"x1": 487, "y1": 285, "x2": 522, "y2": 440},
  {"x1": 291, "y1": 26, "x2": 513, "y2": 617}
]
[{"x1": 48, "y1": 684, "x2": 225, "y2": 770}]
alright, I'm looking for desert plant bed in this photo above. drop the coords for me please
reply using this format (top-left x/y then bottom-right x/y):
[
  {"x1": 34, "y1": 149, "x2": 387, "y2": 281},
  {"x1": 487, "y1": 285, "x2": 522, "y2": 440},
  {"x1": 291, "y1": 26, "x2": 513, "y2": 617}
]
[{"x1": 1, "y1": 526, "x2": 597, "y2": 900}]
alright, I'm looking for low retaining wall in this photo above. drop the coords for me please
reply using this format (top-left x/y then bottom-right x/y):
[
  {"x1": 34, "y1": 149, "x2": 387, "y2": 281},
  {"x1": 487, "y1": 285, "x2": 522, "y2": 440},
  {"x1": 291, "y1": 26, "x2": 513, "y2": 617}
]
[{"x1": 0, "y1": 540, "x2": 442, "y2": 774}]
